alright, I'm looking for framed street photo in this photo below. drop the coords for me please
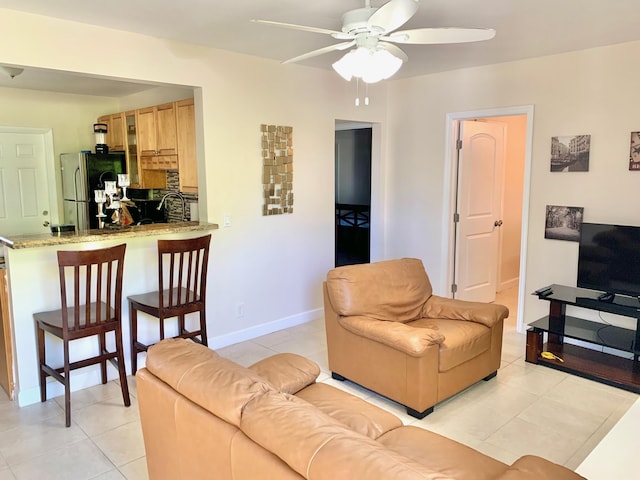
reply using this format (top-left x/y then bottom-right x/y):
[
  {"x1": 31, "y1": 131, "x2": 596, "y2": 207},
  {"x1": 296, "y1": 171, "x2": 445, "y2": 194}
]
[{"x1": 544, "y1": 205, "x2": 584, "y2": 242}]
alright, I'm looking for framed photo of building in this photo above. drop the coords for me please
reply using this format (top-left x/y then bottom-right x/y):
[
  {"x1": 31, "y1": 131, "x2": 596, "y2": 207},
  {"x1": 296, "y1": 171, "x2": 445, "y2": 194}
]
[
  {"x1": 629, "y1": 132, "x2": 640, "y2": 171},
  {"x1": 544, "y1": 205, "x2": 584, "y2": 242},
  {"x1": 550, "y1": 135, "x2": 591, "y2": 172}
]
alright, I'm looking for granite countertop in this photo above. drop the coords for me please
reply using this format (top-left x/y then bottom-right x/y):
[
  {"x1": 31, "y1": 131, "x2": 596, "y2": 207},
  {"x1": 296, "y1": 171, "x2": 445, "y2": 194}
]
[{"x1": 0, "y1": 222, "x2": 219, "y2": 249}]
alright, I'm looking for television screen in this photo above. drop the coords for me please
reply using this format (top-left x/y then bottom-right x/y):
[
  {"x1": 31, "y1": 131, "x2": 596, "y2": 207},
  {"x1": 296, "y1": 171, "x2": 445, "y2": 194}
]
[{"x1": 577, "y1": 223, "x2": 640, "y2": 297}]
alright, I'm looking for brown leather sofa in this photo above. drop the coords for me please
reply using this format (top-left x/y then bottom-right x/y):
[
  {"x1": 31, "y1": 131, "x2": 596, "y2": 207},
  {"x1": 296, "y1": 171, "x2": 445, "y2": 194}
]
[
  {"x1": 324, "y1": 258, "x2": 508, "y2": 418},
  {"x1": 136, "y1": 338, "x2": 585, "y2": 480}
]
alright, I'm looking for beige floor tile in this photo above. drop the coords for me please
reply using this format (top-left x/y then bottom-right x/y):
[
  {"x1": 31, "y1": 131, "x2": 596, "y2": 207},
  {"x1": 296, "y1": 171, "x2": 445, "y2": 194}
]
[
  {"x1": 0, "y1": 400, "x2": 64, "y2": 434},
  {"x1": 422, "y1": 401, "x2": 515, "y2": 441},
  {"x1": 90, "y1": 470, "x2": 126, "y2": 480},
  {"x1": 0, "y1": 468, "x2": 16, "y2": 480},
  {"x1": 497, "y1": 363, "x2": 567, "y2": 395},
  {"x1": 545, "y1": 376, "x2": 635, "y2": 417},
  {"x1": 118, "y1": 457, "x2": 149, "y2": 480},
  {"x1": 518, "y1": 396, "x2": 606, "y2": 441},
  {"x1": 0, "y1": 418, "x2": 88, "y2": 466},
  {"x1": 217, "y1": 341, "x2": 277, "y2": 367},
  {"x1": 9, "y1": 439, "x2": 113, "y2": 480},
  {"x1": 52, "y1": 381, "x2": 128, "y2": 412},
  {"x1": 268, "y1": 333, "x2": 326, "y2": 357},
  {"x1": 485, "y1": 416, "x2": 584, "y2": 465},
  {"x1": 471, "y1": 440, "x2": 520, "y2": 466},
  {"x1": 92, "y1": 421, "x2": 146, "y2": 467},
  {"x1": 72, "y1": 398, "x2": 140, "y2": 438},
  {"x1": 251, "y1": 328, "x2": 296, "y2": 348}
]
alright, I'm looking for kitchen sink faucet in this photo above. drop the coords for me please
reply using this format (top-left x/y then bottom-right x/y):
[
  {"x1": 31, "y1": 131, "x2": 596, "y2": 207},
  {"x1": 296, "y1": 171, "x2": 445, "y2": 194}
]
[{"x1": 157, "y1": 191, "x2": 187, "y2": 222}]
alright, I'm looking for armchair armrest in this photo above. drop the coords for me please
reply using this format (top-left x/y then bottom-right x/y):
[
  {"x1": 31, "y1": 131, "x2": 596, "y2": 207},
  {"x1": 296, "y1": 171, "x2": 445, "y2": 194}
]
[
  {"x1": 495, "y1": 455, "x2": 587, "y2": 480},
  {"x1": 338, "y1": 315, "x2": 444, "y2": 357},
  {"x1": 422, "y1": 295, "x2": 508, "y2": 328}
]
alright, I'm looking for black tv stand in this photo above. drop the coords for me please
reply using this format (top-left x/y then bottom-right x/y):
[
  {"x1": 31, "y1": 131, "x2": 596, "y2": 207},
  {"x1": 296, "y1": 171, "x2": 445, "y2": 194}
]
[
  {"x1": 597, "y1": 292, "x2": 615, "y2": 302},
  {"x1": 527, "y1": 284, "x2": 640, "y2": 393}
]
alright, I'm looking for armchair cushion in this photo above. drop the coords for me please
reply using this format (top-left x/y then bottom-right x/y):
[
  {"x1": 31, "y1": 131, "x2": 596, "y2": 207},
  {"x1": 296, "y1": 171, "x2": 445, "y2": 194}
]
[
  {"x1": 339, "y1": 315, "x2": 445, "y2": 357},
  {"x1": 410, "y1": 318, "x2": 492, "y2": 372},
  {"x1": 326, "y1": 258, "x2": 432, "y2": 322},
  {"x1": 422, "y1": 295, "x2": 509, "y2": 328},
  {"x1": 249, "y1": 353, "x2": 320, "y2": 394}
]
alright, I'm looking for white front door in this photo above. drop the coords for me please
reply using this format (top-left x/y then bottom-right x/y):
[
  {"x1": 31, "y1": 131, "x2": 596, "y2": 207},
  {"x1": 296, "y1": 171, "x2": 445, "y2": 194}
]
[
  {"x1": 454, "y1": 120, "x2": 505, "y2": 302},
  {"x1": 0, "y1": 132, "x2": 51, "y2": 235}
]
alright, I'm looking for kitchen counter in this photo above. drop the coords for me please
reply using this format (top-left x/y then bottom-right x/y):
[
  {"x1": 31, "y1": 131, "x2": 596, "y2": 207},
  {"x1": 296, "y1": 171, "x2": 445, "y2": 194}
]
[{"x1": 0, "y1": 221, "x2": 218, "y2": 249}]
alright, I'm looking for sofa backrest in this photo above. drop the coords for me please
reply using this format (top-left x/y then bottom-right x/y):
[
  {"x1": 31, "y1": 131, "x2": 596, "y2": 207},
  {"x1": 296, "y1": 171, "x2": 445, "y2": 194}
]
[
  {"x1": 144, "y1": 338, "x2": 274, "y2": 427},
  {"x1": 240, "y1": 389, "x2": 444, "y2": 480},
  {"x1": 326, "y1": 258, "x2": 433, "y2": 322}
]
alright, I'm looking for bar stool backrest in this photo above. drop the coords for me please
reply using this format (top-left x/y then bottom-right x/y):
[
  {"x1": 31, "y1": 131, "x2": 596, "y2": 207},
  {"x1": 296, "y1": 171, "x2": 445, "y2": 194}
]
[
  {"x1": 157, "y1": 235, "x2": 211, "y2": 310},
  {"x1": 57, "y1": 244, "x2": 126, "y2": 333}
]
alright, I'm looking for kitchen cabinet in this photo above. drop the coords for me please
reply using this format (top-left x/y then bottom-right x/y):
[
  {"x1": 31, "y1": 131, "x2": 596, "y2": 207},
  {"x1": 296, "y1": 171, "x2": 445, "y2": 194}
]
[
  {"x1": 97, "y1": 113, "x2": 126, "y2": 152},
  {"x1": 97, "y1": 98, "x2": 196, "y2": 191},
  {"x1": 176, "y1": 98, "x2": 198, "y2": 192}
]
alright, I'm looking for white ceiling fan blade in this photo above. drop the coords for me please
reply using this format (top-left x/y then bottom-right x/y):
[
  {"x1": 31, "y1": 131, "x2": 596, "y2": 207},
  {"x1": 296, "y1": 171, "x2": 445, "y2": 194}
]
[
  {"x1": 378, "y1": 42, "x2": 408, "y2": 63},
  {"x1": 367, "y1": 0, "x2": 419, "y2": 34},
  {"x1": 384, "y1": 27, "x2": 496, "y2": 44},
  {"x1": 283, "y1": 41, "x2": 356, "y2": 64},
  {"x1": 251, "y1": 19, "x2": 344, "y2": 37}
]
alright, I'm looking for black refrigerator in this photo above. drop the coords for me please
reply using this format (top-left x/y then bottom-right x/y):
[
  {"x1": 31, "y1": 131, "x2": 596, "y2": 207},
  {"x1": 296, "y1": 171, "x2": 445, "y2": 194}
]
[{"x1": 60, "y1": 152, "x2": 127, "y2": 230}]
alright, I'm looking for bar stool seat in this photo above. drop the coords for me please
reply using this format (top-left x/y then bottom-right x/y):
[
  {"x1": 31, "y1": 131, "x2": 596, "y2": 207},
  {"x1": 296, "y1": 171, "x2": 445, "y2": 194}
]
[
  {"x1": 34, "y1": 243, "x2": 130, "y2": 427},
  {"x1": 128, "y1": 234, "x2": 211, "y2": 374}
]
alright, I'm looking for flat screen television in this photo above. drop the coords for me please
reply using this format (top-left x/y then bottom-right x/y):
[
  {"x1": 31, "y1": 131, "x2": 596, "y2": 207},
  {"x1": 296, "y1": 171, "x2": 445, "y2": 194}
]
[{"x1": 577, "y1": 222, "x2": 640, "y2": 298}]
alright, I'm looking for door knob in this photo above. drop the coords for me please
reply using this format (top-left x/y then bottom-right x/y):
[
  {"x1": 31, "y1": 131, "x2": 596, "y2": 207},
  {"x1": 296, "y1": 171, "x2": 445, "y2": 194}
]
[
  {"x1": 43, "y1": 221, "x2": 50, "y2": 227},
  {"x1": 494, "y1": 220, "x2": 503, "y2": 227}
]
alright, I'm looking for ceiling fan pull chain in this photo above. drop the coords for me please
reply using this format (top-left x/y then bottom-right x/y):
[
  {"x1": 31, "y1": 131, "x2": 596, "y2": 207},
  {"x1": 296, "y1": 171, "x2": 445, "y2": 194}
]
[
  {"x1": 355, "y1": 78, "x2": 360, "y2": 106},
  {"x1": 365, "y1": 83, "x2": 370, "y2": 105}
]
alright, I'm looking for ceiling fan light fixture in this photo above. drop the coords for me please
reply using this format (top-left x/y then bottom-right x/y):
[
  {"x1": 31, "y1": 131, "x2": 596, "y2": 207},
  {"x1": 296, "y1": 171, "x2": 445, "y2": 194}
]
[
  {"x1": 0, "y1": 66, "x2": 24, "y2": 79},
  {"x1": 332, "y1": 46, "x2": 403, "y2": 84}
]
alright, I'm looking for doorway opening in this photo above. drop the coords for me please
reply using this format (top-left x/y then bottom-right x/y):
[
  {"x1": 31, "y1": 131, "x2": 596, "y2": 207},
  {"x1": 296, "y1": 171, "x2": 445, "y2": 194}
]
[
  {"x1": 335, "y1": 124, "x2": 372, "y2": 267},
  {"x1": 444, "y1": 106, "x2": 534, "y2": 331}
]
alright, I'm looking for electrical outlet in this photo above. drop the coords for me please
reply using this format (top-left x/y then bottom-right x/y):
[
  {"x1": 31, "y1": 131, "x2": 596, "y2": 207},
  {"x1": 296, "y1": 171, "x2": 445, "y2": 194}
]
[
  {"x1": 235, "y1": 302, "x2": 244, "y2": 318},
  {"x1": 223, "y1": 214, "x2": 232, "y2": 227}
]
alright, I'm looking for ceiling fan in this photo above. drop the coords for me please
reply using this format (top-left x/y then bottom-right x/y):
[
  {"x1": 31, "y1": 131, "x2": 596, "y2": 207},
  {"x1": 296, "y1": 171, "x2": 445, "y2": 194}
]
[{"x1": 252, "y1": 0, "x2": 495, "y2": 83}]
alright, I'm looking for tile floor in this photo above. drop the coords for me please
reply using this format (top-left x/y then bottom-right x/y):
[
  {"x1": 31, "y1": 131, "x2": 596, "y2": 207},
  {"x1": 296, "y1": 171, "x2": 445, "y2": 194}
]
[{"x1": 0, "y1": 286, "x2": 637, "y2": 479}]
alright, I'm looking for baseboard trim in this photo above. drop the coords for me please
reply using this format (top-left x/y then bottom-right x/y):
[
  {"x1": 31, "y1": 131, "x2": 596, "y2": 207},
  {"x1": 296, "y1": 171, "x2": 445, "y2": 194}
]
[{"x1": 207, "y1": 308, "x2": 324, "y2": 349}]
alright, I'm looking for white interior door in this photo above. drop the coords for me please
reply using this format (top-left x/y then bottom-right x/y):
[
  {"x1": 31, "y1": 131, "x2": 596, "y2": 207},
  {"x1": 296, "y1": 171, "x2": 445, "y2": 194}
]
[
  {"x1": 0, "y1": 132, "x2": 51, "y2": 235},
  {"x1": 454, "y1": 120, "x2": 505, "y2": 302}
]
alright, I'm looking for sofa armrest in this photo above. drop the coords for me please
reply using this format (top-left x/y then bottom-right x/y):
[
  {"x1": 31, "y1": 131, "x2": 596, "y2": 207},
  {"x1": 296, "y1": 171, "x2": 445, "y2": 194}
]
[
  {"x1": 338, "y1": 315, "x2": 444, "y2": 357},
  {"x1": 494, "y1": 455, "x2": 587, "y2": 480},
  {"x1": 249, "y1": 353, "x2": 320, "y2": 394},
  {"x1": 422, "y1": 295, "x2": 508, "y2": 328}
]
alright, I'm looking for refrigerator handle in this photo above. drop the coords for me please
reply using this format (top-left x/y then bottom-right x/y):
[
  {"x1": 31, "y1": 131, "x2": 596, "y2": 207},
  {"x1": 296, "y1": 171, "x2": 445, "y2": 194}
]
[{"x1": 74, "y1": 167, "x2": 82, "y2": 202}]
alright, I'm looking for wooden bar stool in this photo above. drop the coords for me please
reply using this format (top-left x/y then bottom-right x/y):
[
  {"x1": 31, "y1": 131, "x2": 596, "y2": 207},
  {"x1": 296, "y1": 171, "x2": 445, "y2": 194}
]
[
  {"x1": 128, "y1": 234, "x2": 211, "y2": 374},
  {"x1": 34, "y1": 243, "x2": 130, "y2": 427}
]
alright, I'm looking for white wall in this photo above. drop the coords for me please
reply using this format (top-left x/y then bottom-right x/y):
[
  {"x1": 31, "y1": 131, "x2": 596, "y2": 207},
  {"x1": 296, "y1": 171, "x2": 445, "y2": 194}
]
[
  {"x1": 0, "y1": 8, "x2": 388, "y2": 360},
  {"x1": 386, "y1": 40, "x2": 640, "y2": 331}
]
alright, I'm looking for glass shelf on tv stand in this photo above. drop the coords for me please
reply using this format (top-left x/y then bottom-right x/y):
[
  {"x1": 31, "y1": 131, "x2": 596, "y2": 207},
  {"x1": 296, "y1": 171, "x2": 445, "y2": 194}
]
[{"x1": 526, "y1": 284, "x2": 640, "y2": 394}]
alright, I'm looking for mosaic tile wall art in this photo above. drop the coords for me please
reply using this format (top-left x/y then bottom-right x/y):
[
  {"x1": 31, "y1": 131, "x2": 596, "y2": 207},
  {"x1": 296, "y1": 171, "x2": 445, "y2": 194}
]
[{"x1": 261, "y1": 124, "x2": 294, "y2": 215}]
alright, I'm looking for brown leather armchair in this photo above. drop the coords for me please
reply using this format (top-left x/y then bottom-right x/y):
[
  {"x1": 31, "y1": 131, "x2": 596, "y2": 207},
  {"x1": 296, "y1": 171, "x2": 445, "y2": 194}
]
[{"x1": 323, "y1": 258, "x2": 508, "y2": 418}]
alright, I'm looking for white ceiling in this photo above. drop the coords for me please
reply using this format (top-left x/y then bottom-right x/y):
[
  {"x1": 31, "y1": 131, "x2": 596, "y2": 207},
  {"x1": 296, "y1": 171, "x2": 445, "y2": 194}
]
[{"x1": 1, "y1": 0, "x2": 640, "y2": 96}]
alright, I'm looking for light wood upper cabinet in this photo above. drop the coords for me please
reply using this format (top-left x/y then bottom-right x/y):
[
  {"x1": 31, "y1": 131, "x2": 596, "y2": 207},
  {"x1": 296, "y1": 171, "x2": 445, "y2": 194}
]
[
  {"x1": 109, "y1": 113, "x2": 126, "y2": 151},
  {"x1": 155, "y1": 103, "x2": 178, "y2": 156},
  {"x1": 97, "y1": 98, "x2": 196, "y2": 192},
  {"x1": 176, "y1": 98, "x2": 198, "y2": 193},
  {"x1": 136, "y1": 107, "x2": 157, "y2": 157},
  {"x1": 97, "y1": 113, "x2": 126, "y2": 152}
]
